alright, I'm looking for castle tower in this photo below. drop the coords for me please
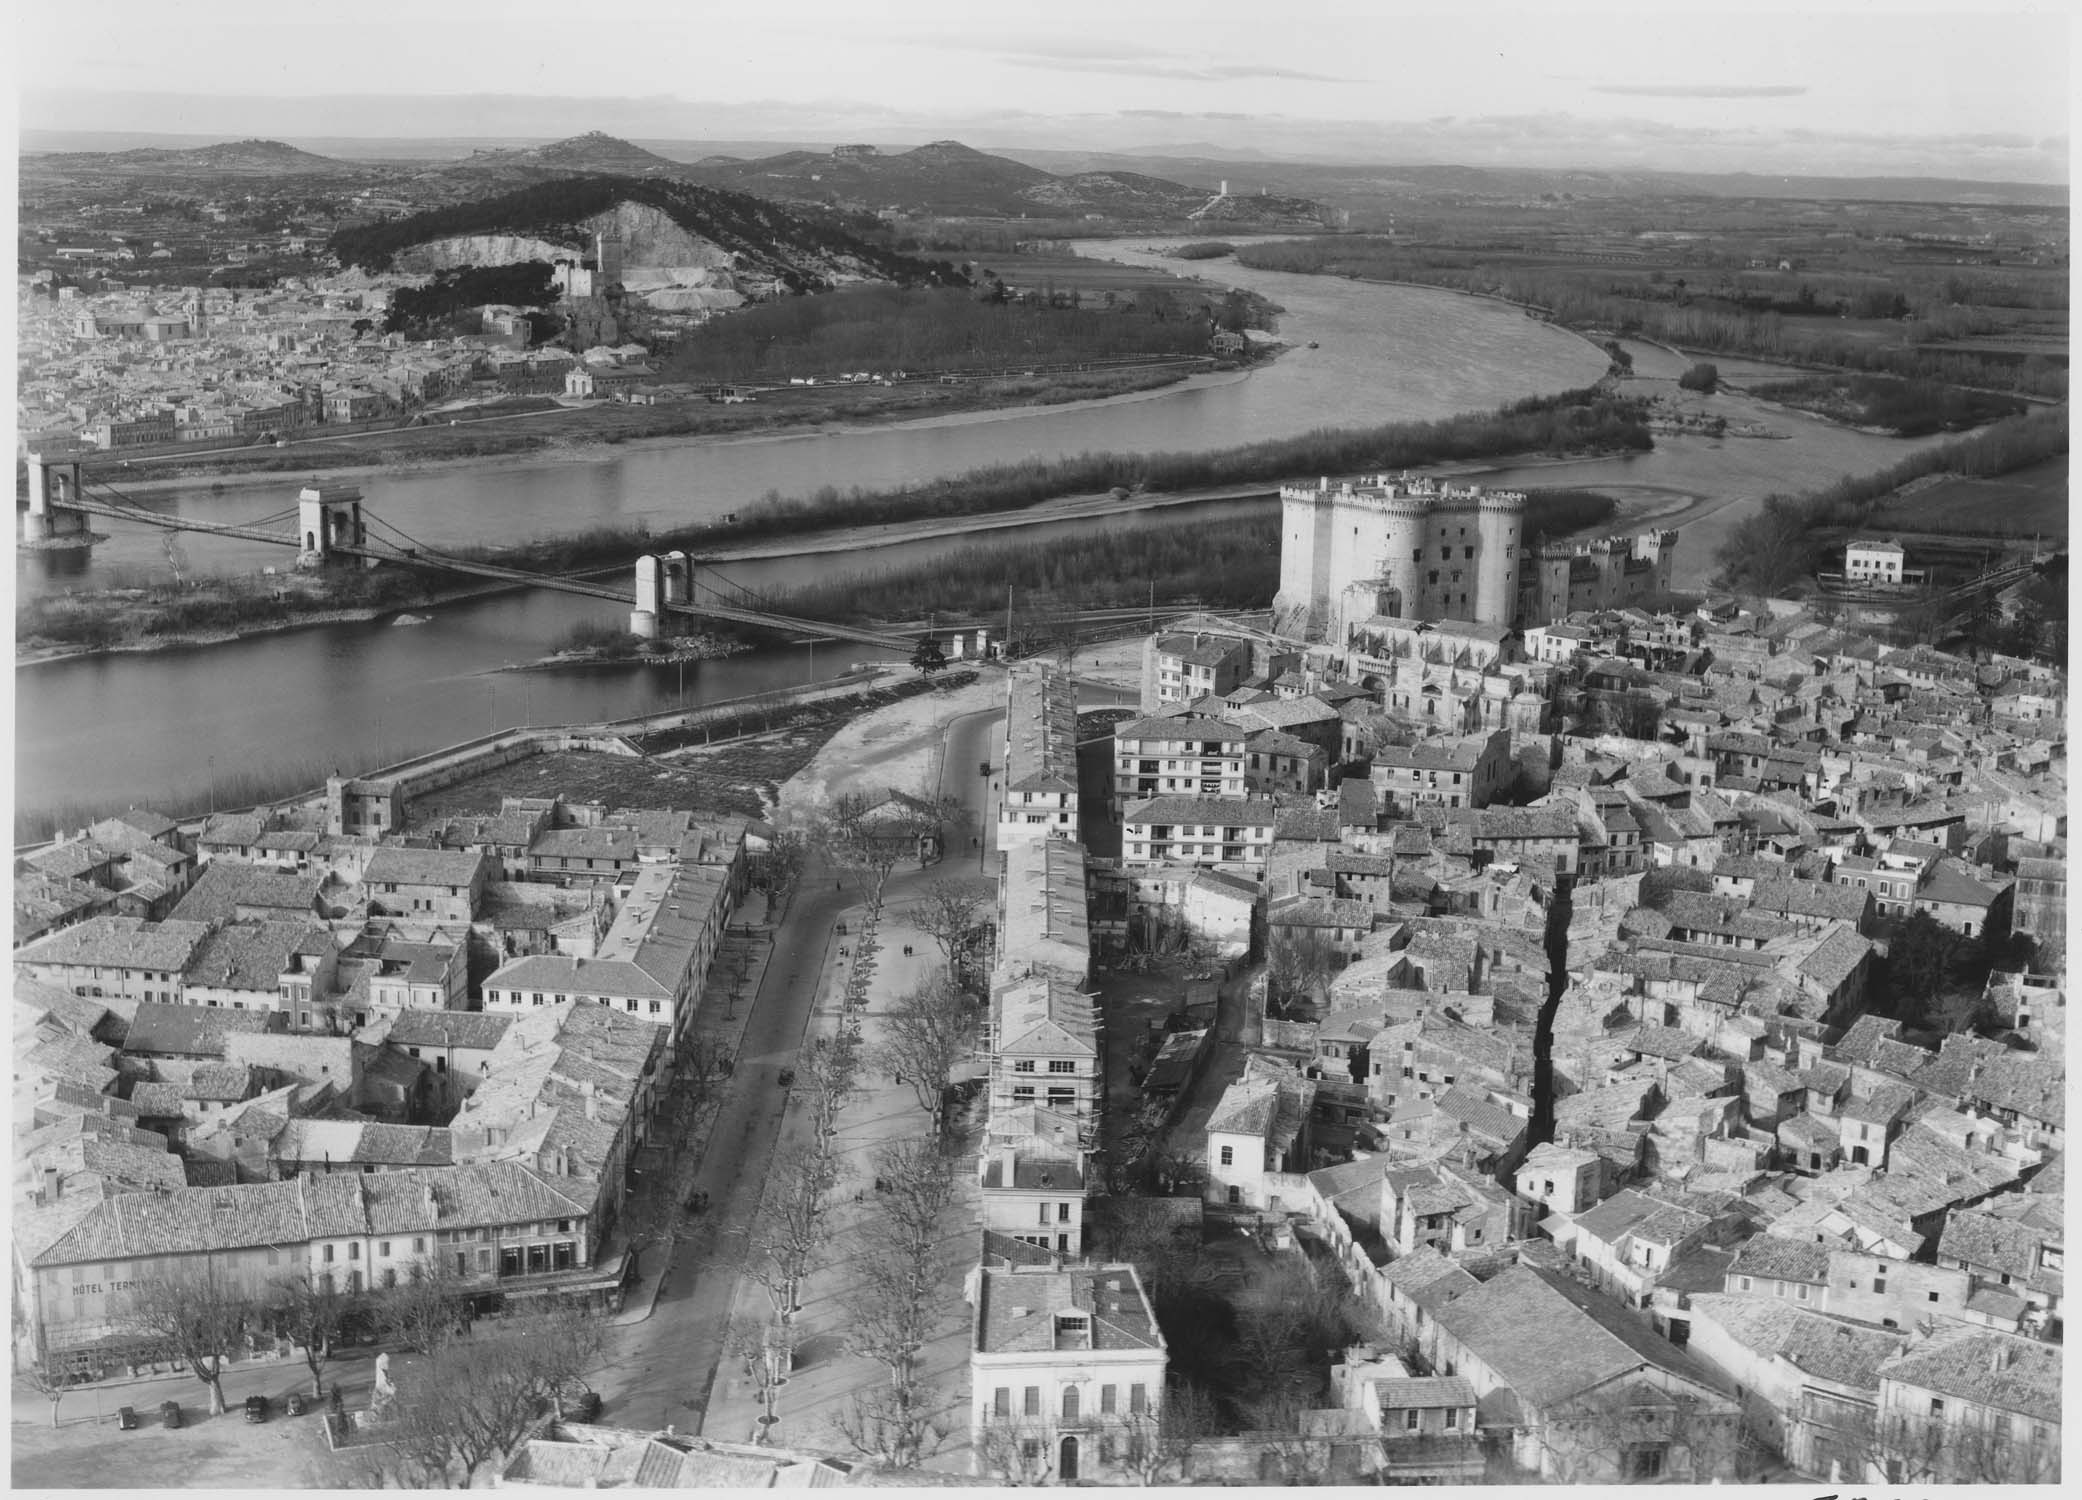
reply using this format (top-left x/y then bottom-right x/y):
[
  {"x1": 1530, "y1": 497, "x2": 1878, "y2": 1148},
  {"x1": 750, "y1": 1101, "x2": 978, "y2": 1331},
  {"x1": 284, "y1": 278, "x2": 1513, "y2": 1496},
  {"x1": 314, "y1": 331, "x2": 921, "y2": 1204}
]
[
  {"x1": 1274, "y1": 478, "x2": 1338, "y2": 639},
  {"x1": 593, "y1": 230, "x2": 624, "y2": 287},
  {"x1": 1474, "y1": 490, "x2": 1525, "y2": 627},
  {"x1": 1377, "y1": 490, "x2": 1431, "y2": 622}
]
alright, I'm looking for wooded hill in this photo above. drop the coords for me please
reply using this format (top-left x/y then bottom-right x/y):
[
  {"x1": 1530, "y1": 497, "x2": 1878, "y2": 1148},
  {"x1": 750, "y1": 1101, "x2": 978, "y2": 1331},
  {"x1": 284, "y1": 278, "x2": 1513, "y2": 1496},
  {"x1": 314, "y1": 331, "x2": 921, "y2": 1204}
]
[{"x1": 327, "y1": 176, "x2": 965, "y2": 292}]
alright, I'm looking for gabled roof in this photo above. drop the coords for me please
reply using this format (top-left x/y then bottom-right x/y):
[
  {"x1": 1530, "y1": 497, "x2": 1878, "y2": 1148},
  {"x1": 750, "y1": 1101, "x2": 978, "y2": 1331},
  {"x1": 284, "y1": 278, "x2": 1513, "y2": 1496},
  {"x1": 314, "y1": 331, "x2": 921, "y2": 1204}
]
[
  {"x1": 1431, "y1": 1264, "x2": 1729, "y2": 1412},
  {"x1": 15, "y1": 916, "x2": 212, "y2": 973}
]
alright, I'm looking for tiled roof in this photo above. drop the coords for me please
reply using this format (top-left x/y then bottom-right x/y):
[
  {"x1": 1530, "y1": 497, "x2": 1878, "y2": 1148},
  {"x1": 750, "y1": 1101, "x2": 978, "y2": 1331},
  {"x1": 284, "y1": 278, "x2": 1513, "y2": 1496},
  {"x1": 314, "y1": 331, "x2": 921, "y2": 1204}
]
[
  {"x1": 373, "y1": 1008, "x2": 514, "y2": 1051},
  {"x1": 183, "y1": 921, "x2": 320, "y2": 993},
  {"x1": 123, "y1": 1001, "x2": 280, "y2": 1057},
  {"x1": 1123, "y1": 795, "x2": 1277, "y2": 826},
  {"x1": 364, "y1": 846, "x2": 493, "y2": 889},
  {"x1": 1937, "y1": 1210, "x2": 2042, "y2": 1279},
  {"x1": 168, "y1": 865, "x2": 323, "y2": 924},
  {"x1": 1431, "y1": 1265, "x2": 1727, "y2": 1412},
  {"x1": 1730, "y1": 1234, "x2": 1830, "y2": 1283},
  {"x1": 1878, "y1": 1327, "x2": 2060, "y2": 1422},
  {"x1": 15, "y1": 916, "x2": 212, "y2": 973},
  {"x1": 1376, "y1": 1376, "x2": 1478, "y2": 1410},
  {"x1": 1689, "y1": 1294, "x2": 1902, "y2": 1390},
  {"x1": 976, "y1": 1263, "x2": 1162, "y2": 1354}
]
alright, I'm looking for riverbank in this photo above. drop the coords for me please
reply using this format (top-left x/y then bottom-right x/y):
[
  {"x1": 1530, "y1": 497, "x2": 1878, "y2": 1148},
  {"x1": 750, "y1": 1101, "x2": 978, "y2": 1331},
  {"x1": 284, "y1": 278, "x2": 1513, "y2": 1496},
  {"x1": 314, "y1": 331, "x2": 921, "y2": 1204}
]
[
  {"x1": 67, "y1": 360, "x2": 1236, "y2": 491},
  {"x1": 19, "y1": 382, "x2": 1647, "y2": 665}
]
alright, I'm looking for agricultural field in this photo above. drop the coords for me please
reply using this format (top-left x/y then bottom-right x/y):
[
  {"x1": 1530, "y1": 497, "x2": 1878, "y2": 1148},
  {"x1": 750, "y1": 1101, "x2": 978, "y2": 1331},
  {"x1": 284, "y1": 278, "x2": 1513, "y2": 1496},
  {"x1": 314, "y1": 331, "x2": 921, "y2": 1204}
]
[
  {"x1": 1866, "y1": 456, "x2": 2070, "y2": 539},
  {"x1": 978, "y1": 251, "x2": 1246, "y2": 298}
]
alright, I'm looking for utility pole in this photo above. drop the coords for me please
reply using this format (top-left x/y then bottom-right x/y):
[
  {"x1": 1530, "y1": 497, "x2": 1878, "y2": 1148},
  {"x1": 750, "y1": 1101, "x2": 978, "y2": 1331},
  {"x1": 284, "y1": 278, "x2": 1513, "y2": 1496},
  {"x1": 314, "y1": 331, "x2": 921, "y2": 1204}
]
[{"x1": 1005, "y1": 582, "x2": 1013, "y2": 662}]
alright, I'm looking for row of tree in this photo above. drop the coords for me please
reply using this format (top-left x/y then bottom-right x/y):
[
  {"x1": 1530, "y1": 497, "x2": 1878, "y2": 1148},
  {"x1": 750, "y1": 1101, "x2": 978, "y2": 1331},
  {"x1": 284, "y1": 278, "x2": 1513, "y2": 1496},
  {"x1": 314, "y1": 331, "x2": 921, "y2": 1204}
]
[
  {"x1": 660, "y1": 284, "x2": 1222, "y2": 384},
  {"x1": 31, "y1": 1258, "x2": 602, "y2": 1489}
]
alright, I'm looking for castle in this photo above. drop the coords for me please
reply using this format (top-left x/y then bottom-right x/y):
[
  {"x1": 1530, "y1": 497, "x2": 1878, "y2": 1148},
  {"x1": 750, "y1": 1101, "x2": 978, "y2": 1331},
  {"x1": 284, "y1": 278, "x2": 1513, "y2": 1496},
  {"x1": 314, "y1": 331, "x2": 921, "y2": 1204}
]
[{"x1": 1273, "y1": 473, "x2": 1676, "y2": 641}]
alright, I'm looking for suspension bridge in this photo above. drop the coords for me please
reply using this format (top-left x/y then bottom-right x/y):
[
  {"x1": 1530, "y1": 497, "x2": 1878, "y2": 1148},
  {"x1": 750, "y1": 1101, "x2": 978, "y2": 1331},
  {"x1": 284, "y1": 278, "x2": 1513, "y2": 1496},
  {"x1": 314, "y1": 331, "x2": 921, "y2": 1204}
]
[{"x1": 23, "y1": 442, "x2": 923, "y2": 653}]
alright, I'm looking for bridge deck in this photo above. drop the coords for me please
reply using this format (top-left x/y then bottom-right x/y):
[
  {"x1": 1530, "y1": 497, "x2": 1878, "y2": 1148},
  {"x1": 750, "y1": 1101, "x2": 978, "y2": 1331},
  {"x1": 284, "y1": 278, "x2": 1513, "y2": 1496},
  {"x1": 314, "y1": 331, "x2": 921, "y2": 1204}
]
[{"x1": 56, "y1": 494, "x2": 917, "y2": 652}]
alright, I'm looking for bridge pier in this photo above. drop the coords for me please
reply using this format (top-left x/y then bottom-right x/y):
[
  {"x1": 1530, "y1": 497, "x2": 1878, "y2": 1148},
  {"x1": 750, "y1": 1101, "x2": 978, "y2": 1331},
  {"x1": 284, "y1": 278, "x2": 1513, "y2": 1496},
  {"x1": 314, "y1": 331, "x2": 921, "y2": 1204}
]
[{"x1": 20, "y1": 436, "x2": 94, "y2": 548}]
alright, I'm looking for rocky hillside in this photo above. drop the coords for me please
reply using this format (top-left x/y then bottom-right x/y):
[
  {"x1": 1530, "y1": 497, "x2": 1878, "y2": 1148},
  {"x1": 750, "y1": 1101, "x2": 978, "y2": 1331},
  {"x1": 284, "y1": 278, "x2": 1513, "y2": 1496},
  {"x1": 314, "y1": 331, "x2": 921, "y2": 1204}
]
[{"x1": 329, "y1": 175, "x2": 963, "y2": 293}]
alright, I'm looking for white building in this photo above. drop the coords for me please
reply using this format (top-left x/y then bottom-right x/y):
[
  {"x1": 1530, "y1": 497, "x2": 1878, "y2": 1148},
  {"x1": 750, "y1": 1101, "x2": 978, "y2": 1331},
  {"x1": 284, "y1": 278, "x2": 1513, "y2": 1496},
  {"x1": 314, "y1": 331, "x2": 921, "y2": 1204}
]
[
  {"x1": 969, "y1": 1263, "x2": 1169, "y2": 1484},
  {"x1": 1844, "y1": 539, "x2": 1906, "y2": 585}
]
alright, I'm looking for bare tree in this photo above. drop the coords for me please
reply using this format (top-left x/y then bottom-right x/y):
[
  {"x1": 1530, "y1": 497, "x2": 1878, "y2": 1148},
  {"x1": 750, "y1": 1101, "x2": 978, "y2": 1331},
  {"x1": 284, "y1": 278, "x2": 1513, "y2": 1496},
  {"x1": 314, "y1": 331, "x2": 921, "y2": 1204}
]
[
  {"x1": 909, "y1": 878, "x2": 992, "y2": 978},
  {"x1": 753, "y1": 829, "x2": 808, "y2": 915},
  {"x1": 23, "y1": 1357, "x2": 75, "y2": 1428},
  {"x1": 371, "y1": 1256, "x2": 466, "y2": 1355},
  {"x1": 729, "y1": 1315, "x2": 799, "y2": 1444},
  {"x1": 835, "y1": 1381, "x2": 954, "y2": 1470},
  {"x1": 356, "y1": 1306, "x2": 599, "y2": 1488},
  {"x1": 1878, "y1": 1409, "x2": 2061, "y2": 1485},
  {"x1": 973, "y1": 1413, "x2": 1057, "y2": 1485},
  {"x1": 873, "y1": 973, "x2": 978, "y2": 1123},
  {"x1": 841, "y1": 1136, "x2": 959, "y2": 1421},
  {"x1": 820, "y1": 791, "x2": 915, "y2": 908},
  {"x1": 123, "y1": 1261, "x2": 256, "y2": 1414},
  {"x1": 797, "y1": 1032, "x2": 864, "y2": 1143},
  {"x1": 272, "y1": 1270, "x2": 355, "y2": 1397},
  {"x1": 1266, "y1": 927, "x2": 1344, "y2": 1012},
  {"x1": 1241, "y1": 1393, "x2": 1338, "y2": 1486},
  {"x1": 744, "y1": 1144, "x2": 836, "y2": 1323},
  {"x1": 1535, "y1": 1382, "x2": 1745, "y2": 1484},
  {"x1": 1119, "y1": 1385, "x2": 1222, "y2": 1484}
]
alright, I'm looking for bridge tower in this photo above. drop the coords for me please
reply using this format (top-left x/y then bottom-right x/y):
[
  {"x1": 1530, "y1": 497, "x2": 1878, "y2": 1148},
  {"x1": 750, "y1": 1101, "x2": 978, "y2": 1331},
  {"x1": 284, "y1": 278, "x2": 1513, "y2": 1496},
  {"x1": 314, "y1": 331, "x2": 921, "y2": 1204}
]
[
  {"x1": 631, "y1": 553, "x2": 662, "y2": 639},
  {"x1": 20, "y1": 435, "x2": 93, "y2": 546},
  {"x1": 633, "y1": 551, "x2": 693, "y2": 638},
  {"x1": 297, "y1": 483, "x2": 367, "y2": 563}
]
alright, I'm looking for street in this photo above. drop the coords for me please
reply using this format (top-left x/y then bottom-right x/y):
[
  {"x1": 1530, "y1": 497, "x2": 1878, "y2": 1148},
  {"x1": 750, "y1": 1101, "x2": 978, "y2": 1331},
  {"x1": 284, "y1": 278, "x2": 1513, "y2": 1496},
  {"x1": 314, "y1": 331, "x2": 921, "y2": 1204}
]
[{"x1": 595, "y1": 694, "x2": 1007, "y2": 1440}]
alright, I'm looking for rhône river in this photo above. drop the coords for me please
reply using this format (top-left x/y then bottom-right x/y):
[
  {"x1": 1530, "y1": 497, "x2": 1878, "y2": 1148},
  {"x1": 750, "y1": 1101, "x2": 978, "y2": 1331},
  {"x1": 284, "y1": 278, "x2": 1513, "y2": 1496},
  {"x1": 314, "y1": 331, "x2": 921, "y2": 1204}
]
[
  {"x1": 19, "y1": 266, "x2": 1607, "y2": 596},
  {"x1": 15, "y1": 252, "x2": 1954, "y2": 823}
]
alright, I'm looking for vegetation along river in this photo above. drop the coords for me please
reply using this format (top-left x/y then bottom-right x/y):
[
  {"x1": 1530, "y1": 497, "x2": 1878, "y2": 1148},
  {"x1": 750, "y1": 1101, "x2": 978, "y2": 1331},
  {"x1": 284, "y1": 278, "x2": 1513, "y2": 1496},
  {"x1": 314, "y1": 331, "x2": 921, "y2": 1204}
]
[{"x1": 17, "y1": 250, "x2": 1960, "y2": 823}]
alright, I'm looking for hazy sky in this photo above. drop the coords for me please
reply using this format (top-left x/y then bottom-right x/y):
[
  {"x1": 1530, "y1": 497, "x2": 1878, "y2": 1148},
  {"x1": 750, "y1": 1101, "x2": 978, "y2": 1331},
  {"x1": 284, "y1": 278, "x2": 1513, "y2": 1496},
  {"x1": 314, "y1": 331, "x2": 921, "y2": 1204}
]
[{"x1": 16, "y1": 1, "x2": 2075, "y2": 180}]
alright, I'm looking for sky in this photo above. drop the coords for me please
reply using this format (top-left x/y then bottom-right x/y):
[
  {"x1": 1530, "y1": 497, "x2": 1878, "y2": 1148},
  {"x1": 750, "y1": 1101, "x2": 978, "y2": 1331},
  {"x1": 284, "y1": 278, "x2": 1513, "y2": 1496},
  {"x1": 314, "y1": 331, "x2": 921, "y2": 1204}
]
[{"x1": 14, "y1": 1, "x2": 2076, "y2": 181}]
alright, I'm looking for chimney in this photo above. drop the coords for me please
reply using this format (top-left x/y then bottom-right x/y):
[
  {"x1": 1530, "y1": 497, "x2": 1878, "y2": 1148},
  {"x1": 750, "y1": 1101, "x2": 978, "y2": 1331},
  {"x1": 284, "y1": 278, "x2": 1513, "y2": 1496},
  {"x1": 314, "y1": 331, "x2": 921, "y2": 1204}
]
[
  {"x1": 585, "y1": 1091, "x2": 598, "y2": 1121},
  {"x1": 1989, "y1": 1344, "x2": 2008, "y2": 1374},
  {"x1": 41, "y1": 1166, "x2": 59, "y2": 1203},
  {"x1": 999, "y1": 1145, "x2": 1017, "y2": 1183}
]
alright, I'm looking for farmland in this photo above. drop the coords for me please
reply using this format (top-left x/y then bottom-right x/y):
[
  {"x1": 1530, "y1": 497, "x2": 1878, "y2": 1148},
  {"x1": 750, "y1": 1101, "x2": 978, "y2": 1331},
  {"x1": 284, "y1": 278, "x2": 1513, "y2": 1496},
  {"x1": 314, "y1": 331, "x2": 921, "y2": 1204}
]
[{"x1": 1865, "y1": 455, "x2": 2070, "y2": 539}]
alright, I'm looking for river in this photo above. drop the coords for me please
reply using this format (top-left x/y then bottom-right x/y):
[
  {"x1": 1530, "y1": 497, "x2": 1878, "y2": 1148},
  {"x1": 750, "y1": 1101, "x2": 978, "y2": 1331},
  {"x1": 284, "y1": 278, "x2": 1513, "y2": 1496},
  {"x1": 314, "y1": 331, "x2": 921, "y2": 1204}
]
[{"x1": 13, "y1": 247, "x2": 1955, "y2": 826}]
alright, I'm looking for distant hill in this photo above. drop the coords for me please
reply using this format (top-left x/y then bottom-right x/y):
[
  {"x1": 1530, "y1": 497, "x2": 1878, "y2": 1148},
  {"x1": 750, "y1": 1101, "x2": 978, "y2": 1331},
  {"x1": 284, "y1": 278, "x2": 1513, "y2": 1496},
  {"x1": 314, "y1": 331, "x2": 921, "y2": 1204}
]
[
  {"x1": 451, "y1": 130, "x2": 687, "y2": 177},
  {"x1": 24, "y1": 137, "x2": 359, "y2": 177},
  {"x1": 679, "y1": 139, "x2": 1328, "y2": 223},
  {"x1": 992, "y1": 147, "x2": 2071, "y2": 209},
  {"x1": 327, "y1": 174, "x2": 964, "y2": 293}
]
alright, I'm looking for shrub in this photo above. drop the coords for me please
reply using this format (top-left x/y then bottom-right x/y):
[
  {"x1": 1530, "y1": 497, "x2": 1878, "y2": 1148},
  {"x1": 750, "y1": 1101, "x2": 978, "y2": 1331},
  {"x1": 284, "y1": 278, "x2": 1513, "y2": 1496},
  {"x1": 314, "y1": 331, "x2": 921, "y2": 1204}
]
[{"x1": 1677, "y1": 362, "x2": 1719, "y2": 393}]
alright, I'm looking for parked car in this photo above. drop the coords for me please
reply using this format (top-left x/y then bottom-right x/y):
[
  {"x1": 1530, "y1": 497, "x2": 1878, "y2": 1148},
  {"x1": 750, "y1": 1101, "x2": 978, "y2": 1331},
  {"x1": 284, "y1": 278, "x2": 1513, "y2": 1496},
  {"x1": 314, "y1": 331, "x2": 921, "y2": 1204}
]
[
  {"x1": 244, "y1": 1394, "x2": 269, "y2": 1423},
  {"x1": 285, "y1": 1392, "x2": 310, "y2": 1416},
  {"x1": 115, "y1": 1405, "x2": 139, "y2": 1430},
  {"x1": 158, "y1": 1399, "x2": 182, "y2": 1429}
]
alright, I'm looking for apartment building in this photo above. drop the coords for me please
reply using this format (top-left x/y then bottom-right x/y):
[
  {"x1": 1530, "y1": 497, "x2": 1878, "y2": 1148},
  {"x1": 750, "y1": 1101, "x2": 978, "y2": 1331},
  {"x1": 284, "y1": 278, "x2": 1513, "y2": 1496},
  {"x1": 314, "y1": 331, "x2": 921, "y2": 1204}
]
[
  {"x1": 1001, "y1": 664, "x2": 1081, "y2": 849},
  {"x1": 1120, "y1": 796, "x2": 1277, "y2": 871},
  {"x1": 969, "y1": 1263, "x2": 1169, "y2": 1484}
]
